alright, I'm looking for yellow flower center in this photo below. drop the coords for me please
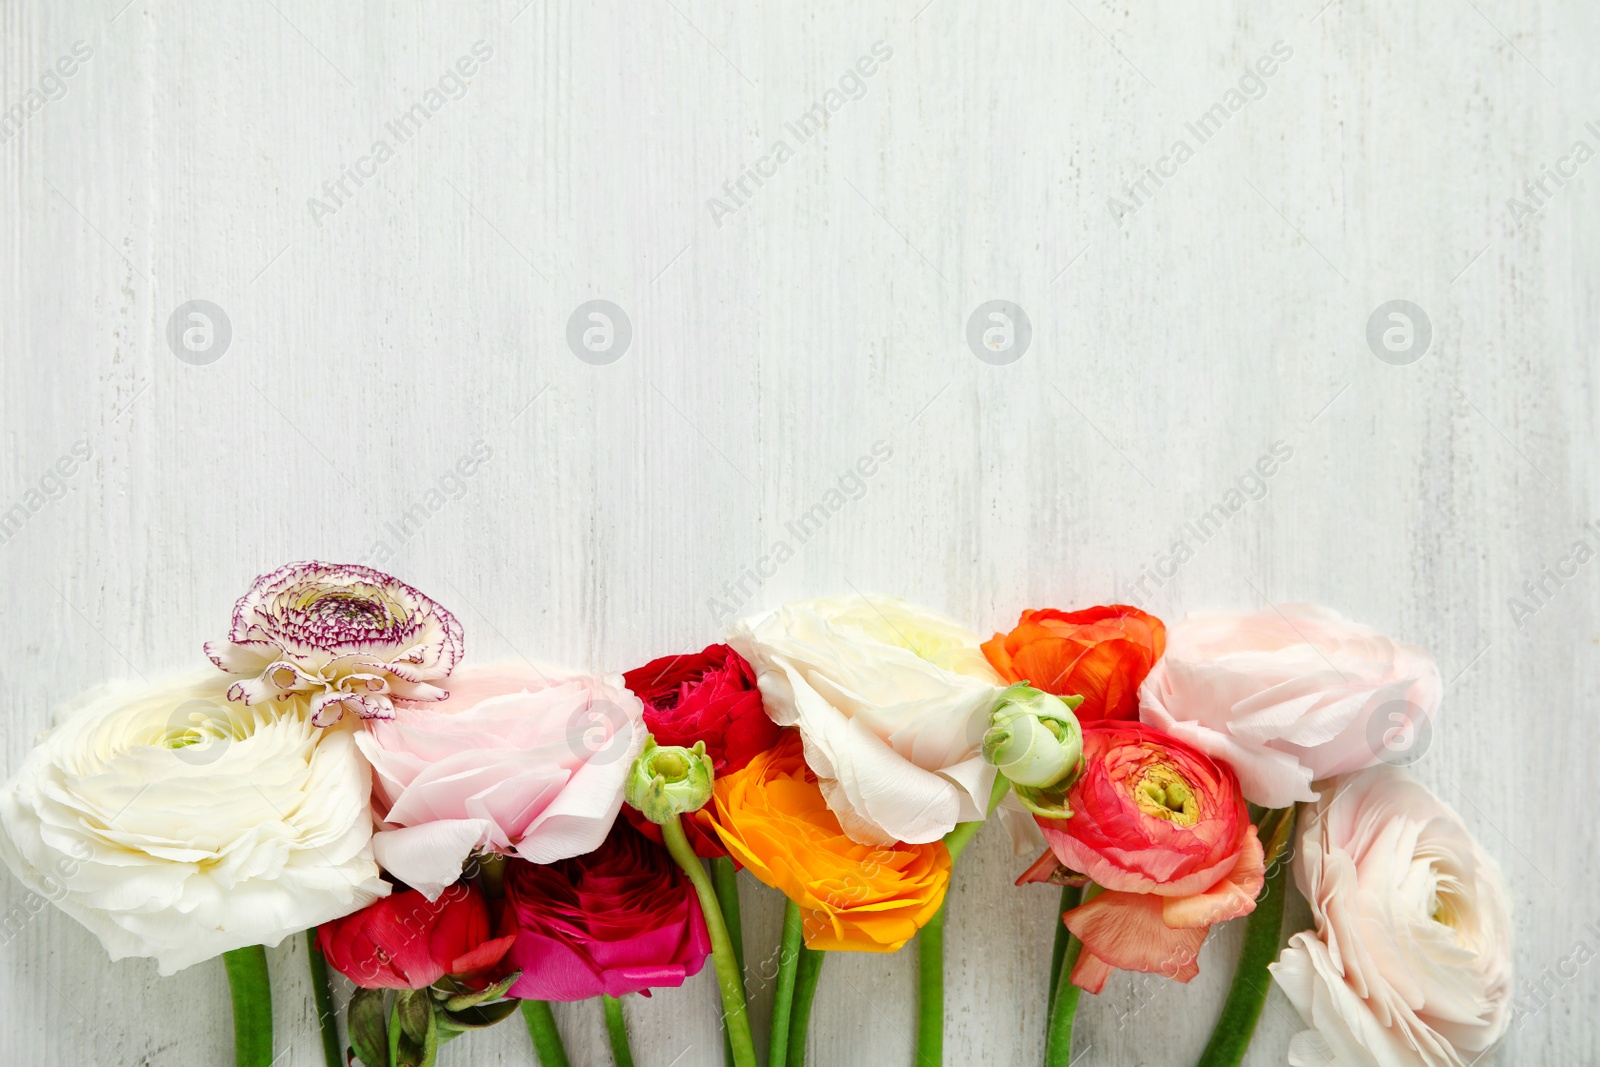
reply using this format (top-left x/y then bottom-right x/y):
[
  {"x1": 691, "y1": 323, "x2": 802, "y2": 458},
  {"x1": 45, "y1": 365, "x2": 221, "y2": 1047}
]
[{"x1": 1132, "y1": 764, "x2": 1200, "y2": 826}]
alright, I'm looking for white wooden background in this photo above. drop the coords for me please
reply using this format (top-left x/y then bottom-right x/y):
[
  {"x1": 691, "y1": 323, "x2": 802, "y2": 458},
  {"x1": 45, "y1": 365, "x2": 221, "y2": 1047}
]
[{"x1": 2, "y1": 0, "x2": 1595, "y2": 1063}]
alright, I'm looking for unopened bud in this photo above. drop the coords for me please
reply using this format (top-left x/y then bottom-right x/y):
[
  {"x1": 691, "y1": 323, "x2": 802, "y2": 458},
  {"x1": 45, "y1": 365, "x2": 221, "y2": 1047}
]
[
  {"x1": 625, "y1": 738, "x2": 714, "y2": 823},
  {"x1": 983, "y1": 685, "x2": 1084, "y2": 819}
]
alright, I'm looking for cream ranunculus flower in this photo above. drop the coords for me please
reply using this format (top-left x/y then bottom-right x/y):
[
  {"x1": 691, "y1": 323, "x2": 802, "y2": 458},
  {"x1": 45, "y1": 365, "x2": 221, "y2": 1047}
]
[
  {"x1": 0, "y1": 671, "x2": 388, "y2": 975},
  {"x1": 1139, "y1": 605, "x2": 1443, "y2": 808},
  {"x1": 727, "y1": 595, "x2": 1004, "y2": 845},
  {"x1": 1270, "y1": 766, "x2": 1513, "y2": 1067}
]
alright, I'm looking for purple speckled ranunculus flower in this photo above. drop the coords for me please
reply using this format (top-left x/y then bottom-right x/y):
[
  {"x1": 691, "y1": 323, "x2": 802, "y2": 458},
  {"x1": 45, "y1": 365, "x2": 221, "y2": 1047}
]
[{"x1": 205, "y1": 561, "x2": 465, "y2": 727}]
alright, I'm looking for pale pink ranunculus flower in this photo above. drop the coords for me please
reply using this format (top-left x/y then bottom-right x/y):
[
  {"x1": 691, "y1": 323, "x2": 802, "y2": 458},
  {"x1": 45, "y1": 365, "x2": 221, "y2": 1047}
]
[
  {"x1": 1138, "y1": 605, "x2": 1442, "y2": 808},
  {"x1": 354, "y1": 663, "x2": 646, "y2": 899},
  {"x1": 1270, "y1": 765, "x2": 1513, "y2": 1067}
]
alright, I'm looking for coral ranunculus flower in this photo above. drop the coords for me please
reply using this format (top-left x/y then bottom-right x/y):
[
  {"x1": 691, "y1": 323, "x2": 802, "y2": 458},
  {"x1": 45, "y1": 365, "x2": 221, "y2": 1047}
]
[
  {"x1": 705, "y1": 730, "x2": 951, "y2": 953},
  {"x1": 982, "y1": 606, "x2": 1165, "y2": 721},
  {"x1": 622, "y1": 643, "x2": 780, "y2": 857},
  {"x1": 317, "y1": 881, "x2": 515, "y2": 990},
  {"x1": 1022, "y1": 721, "x2": 1263, "y2": 993}
]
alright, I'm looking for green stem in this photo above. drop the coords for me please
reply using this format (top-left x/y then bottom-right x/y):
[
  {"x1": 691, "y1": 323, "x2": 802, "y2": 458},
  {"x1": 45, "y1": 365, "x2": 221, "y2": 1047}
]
[
  {"x1": 710, "y1": 856, "x2": 747, "y2": 1067},
  {"x1": 304, "y1": 932, "x2": 342, "y2": 1067},
  {"x1": 601, "y1": 995, "x2": 636, "y2": 1067},
  {"x1": 1195, "y1": 833, "x2": 1291, "y2": 1067},
  {"x1": 520, "y1": 1000, "x2": 571, "y2": 1067},
  {"x1": 1045, "y1": 883, "x2": 1084, "y2": 1011},
  {"x1": 911, "y1": 773, "x2": 1008, "y2": 1066},
  {"x1": 221, "y1": 946, "x2": 273, "y2": 1067},
  {"x1": 661, "y1": 816, "x2": 758, "y2": 1067},
  {"x1": 916, "y1": 903, "x2": 946, "y2": 1066},
  {"x1": 787, "y1": 946, "x2": 826, "y2": 1067},
  {"x1": 1043, "y1": 884, "x2": 1099, "y2": 1067},
  {"x1": 943, "y1": 774, "x2": 1011, "y2": 863},
  {"x1": 768, "y1": 899, "x2": 805, "y2": 1067}
]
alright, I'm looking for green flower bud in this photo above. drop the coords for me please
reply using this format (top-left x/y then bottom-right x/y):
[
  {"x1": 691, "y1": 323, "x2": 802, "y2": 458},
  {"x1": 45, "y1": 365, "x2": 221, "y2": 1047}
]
[
  {"x1": 625, "y1": 738, "x2": 714, "y2": 823},
  {"x1": 1010, "y1": 781, "x2": 1076, "y2": 820},
  {"x1": 983, "y1": 684, "x2": 1084, "y2": 788}
]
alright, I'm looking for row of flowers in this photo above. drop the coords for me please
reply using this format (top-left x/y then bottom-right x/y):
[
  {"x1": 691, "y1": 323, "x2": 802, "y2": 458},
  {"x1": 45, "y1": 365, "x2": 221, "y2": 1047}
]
[{"x1": 0, "y1": 562, "x2": 1512, "y2": 1067}]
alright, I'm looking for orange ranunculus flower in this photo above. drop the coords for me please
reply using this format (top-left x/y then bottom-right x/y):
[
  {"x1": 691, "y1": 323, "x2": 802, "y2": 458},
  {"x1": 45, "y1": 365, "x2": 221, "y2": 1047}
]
[
  {"x1": 981, "y1": 605, "x2": 1166, "y2": 721},
  {"x1": 703, "y1": 730, "x2": 951, "y2": 952}
]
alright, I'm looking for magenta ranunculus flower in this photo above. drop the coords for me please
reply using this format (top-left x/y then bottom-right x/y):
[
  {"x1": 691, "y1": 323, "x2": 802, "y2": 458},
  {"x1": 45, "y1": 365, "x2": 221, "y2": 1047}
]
[
  {"x1": 204, "y1": 560, "x2": 464, "y2": 727},
  {"x1": 503, "y1": 820, "x2": 711, "y2": 1001}
]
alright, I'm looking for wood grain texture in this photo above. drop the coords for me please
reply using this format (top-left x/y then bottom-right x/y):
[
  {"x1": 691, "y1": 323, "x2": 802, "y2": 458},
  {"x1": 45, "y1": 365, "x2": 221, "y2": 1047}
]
[{"x1": 2, "y1": 0, "x2": 1595, "y2": 1063}]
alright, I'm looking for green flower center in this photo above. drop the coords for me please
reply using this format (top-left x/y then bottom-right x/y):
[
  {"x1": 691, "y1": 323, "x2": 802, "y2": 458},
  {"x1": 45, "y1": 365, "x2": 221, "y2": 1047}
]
[
  {"x1": 1132, "y1": 765, "x2": 1199, "y2": 826},
  {"x1": 651, "y1": 751, "x2": 689, "y2": 781}
]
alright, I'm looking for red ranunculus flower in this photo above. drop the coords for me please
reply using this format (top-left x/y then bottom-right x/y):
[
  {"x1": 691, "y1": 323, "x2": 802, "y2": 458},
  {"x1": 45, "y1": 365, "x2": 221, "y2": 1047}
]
[
  {"x1": 317, "y1": 881, "x2": 516, "y2": 990},
  {"x1": 504, "y1": 820, "x2": 711, "y2": 1001},
  {"x1": 1019, "y1": 721, "x2": 1263, "y2": 993},
  {"x1": 982, "y1": 605, "x2": 1165, "y2": 721},
  {"x1": 622, "y1": 643, "x2": 778, "y2": 856}
]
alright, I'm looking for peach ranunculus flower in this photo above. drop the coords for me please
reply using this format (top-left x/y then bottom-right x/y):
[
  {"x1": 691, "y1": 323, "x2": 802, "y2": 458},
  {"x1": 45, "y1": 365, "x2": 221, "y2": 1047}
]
[
  {"x1": 982, "y1": 605, "x2": 1166, "y2": 721},
  {"x1": 727, "y1": 595, "x2": 1005, "y2": 847},
  {"x1": 1138, "y1": 605, "x2": 1442, "y2": 808},
  {"x1": 1021, "y1": 721, "x2": 1263, "y2": 993},
  {"x1": 1270, "y1": 766, "x2": 1513, "y2": 1067},
  {"x1": 704, "y1": 730, "x2": 951, "y2": 952},
  {"x1": 354, "y1": 662, "x2": 646, "y2": 900}
]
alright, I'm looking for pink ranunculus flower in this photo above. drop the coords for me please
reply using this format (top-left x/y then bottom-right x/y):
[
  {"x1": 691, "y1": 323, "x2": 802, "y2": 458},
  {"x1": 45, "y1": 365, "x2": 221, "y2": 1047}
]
[
  {"x1": 206, "y1": 561, "x2": 465, "y2": 727},
  {"x1": 354, "y1": 662, "x2": 647, "y2": 899},
  {"x1": 1270, "y1": 766, "x2": 1513, "y2": 1066},
  {"x1": 1138, "y1": 605, "x2": 1442, "y2": 808}
]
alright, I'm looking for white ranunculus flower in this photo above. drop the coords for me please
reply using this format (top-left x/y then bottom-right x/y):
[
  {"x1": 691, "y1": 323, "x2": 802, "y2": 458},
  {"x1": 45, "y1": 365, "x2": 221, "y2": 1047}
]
[
  {"x1": 0, "y1": 671, "x2": 388, "y2": 975},
  {"x1": 1270, "y1": 766, "x2": 1513, "y2": 1067},
  {"x1": 728, "y1": 595, "x2": 1004, "y2": 845}
]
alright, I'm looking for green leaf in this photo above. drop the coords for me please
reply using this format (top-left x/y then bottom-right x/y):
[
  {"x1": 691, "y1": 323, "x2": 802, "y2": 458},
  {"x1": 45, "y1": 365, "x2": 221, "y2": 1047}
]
[
  {"x1": 397, "y1": 990, "x2": 432, "y2": 1047},
  {"x1": 395, "y1": 1032, "x2": 424, "y2": 1067},
  {"x1": 420, "y1": 1003, "x2": 439, "y2": 1067},
  {"x1": 387, "y1": 996, "x2": 403, "y2": 1067},
  {"x1": 390, "y1": 990, "x2": 443, "y2": 1067},
  {"x1": 347, "y1": 988, "x2": 388, "y2": 1067},
  {"x1": 442, "y1": 972, "x2": 522, "y2": 1012},
  {"x1": 440, "y1": 998, "x2": 521, "y2": 1031}
]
